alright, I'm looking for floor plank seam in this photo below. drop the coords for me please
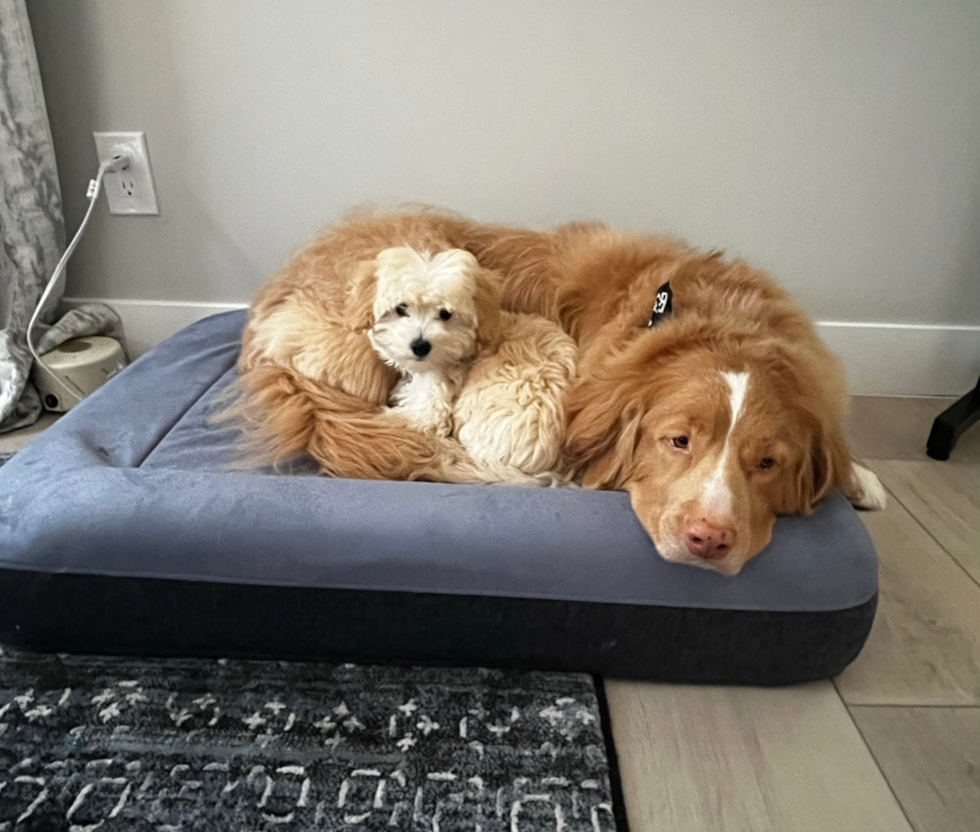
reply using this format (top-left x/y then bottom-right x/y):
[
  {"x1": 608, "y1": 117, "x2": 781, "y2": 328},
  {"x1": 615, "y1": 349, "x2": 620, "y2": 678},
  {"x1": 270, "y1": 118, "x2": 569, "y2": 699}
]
[
  {"x1": 873, "y1": 474, "x2": 980, "y2": 593},
  {"x1": 840, "y1": 703, "x2": 980, "y2": 710},
  {"x1": 836, "y1": 686, "x2": 918, "y2": 832}
]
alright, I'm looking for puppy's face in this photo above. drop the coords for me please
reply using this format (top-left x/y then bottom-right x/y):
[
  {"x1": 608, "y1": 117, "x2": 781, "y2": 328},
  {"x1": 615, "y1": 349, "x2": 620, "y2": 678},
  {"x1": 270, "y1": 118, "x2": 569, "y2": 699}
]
[{"x1": 366, "y1": 247, "x2": 500, "y2": 374}]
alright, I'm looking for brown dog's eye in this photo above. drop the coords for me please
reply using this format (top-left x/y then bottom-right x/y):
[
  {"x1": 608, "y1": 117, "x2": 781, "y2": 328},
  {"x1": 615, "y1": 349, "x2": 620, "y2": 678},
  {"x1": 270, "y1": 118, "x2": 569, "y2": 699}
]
[
  {"x1": 439, "y1": 309, "x2": 452, "y2": 321},
  {"x1": 395, "y1": 304, "x2": 408, "y2": 317},
  {"x1": 671, "y1": 436, "x2": 690, "y2": 449},
  {"x1": 760, "y1": 457, "x2": 775, "y2": 469}
]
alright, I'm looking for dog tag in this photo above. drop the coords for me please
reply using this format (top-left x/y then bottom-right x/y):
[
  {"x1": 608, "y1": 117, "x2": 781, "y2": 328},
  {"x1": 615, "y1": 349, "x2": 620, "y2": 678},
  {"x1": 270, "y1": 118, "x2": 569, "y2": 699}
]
[{"x1": 647, "y1": 282, "x2": 673, "y2": 327}]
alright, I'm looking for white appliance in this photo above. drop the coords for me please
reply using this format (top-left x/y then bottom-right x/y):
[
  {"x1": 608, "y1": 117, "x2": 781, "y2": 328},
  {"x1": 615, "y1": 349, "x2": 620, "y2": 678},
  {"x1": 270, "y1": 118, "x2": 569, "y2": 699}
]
[{"x1": 31, "y1": 336, "x2": 127, "y2": 412}]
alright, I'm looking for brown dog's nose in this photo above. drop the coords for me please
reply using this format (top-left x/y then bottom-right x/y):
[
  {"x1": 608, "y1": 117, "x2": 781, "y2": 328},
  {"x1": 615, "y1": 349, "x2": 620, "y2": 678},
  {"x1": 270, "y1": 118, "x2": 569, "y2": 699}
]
[{"x1": 685, "y1": 519, "x2": 736, "y2": 560}]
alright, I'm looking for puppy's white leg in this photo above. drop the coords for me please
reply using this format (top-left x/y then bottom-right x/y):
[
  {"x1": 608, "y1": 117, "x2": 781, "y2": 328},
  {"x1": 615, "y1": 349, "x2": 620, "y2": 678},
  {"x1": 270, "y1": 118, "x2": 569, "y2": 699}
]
[
  {"x1": 846, "y1": 462, "x2": 888, "y2": 511},
  {"x1": 389, "y1": 373, "x2": 456, "y2": 437}
]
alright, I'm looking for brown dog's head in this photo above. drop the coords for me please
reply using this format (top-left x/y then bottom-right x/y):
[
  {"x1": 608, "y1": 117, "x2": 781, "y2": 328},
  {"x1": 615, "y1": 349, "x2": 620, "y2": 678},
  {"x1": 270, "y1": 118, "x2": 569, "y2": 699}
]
[{"x1": 564, "y1": 339, "x2": 852, "y2": 575}]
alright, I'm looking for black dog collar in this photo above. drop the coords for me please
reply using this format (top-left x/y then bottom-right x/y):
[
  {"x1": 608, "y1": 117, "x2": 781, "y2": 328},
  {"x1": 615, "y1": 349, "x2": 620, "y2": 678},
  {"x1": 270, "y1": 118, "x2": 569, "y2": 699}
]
[{"x1": 647, "y1": 281, "x2": 673, "y2": 328}]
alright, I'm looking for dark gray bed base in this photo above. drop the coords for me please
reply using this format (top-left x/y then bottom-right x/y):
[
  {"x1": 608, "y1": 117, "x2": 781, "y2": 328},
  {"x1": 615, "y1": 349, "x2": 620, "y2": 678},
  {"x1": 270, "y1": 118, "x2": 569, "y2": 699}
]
[{"x1": 0, "y1": 571, "x2": 875, "y2": 685}]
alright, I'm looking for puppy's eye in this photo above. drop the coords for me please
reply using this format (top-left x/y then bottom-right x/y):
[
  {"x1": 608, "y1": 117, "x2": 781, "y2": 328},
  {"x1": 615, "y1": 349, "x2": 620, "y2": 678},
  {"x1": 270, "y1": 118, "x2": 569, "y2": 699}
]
[
  {"x1": 395, "y1": 304, "x2": 408, "y2": 317},
  {"x1": 671, "y1": 436, "x2": 690, "y2": 450},
  {"x1": 439, "y1": 309, "x2": 453, "y2": 321},
  {"x1": 760, "y1": 456, "x2": 776, "y2": 469}
]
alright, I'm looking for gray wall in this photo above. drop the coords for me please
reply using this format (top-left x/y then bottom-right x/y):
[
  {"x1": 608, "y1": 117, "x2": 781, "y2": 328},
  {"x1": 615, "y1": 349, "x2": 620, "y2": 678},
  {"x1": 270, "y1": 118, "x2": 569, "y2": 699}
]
[{"x1": 28, "y1": 0, "x2": 980, "y2": 325}]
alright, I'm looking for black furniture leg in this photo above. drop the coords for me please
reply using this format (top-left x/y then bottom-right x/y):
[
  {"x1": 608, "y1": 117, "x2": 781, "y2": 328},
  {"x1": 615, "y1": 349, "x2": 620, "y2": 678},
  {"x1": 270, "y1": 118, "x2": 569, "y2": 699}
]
[{"x1": 926, "y1": 372, "x2": 980, "y2": 460}]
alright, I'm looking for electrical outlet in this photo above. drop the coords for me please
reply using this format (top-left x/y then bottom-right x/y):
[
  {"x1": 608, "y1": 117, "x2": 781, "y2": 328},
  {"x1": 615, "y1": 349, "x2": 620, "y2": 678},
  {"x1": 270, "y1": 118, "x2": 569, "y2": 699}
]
[{"x1": 93, "y1": 131, "x2": 159, "y2": 215}]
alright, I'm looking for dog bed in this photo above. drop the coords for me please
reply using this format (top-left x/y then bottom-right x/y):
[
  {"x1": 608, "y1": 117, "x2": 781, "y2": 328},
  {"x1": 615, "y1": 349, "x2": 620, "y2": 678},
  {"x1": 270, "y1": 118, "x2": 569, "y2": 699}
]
[{"x1": 0, "y1": 311, "x2": 878, "y2": 684}]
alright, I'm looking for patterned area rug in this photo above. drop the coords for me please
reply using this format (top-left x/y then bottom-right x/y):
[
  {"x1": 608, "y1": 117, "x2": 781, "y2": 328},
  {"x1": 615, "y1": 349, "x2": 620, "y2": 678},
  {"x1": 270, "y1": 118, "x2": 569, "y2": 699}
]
[{"x1": 0, "y1": 647, "x2": 623, "y2": 830}]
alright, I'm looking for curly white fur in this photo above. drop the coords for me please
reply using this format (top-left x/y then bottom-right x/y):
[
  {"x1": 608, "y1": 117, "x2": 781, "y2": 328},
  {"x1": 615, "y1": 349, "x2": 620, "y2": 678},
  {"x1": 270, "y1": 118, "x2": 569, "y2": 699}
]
[{"x1": 368, "y1": 246, "x2": 578, "y2": 485}]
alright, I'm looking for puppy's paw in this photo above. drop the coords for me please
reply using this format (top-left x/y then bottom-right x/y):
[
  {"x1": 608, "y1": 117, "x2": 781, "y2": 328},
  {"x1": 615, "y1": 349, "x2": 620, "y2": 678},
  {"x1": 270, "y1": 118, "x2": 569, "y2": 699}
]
[
  {"x1": 419, "y1": 414, "x2": 453, "y2": 438},
  {"x1": 529, "y1": 470, "x2": 579, "y2": 488},
  {"x1": 534, "y1": 473, "x2": 563, "y2": 488},
  {"x1": 846, "y1": 463, "x2": 888, "y2": 511},
  {"x1": 432, "y1": 417, "x2": 453, "y2": 439},
  {"x1": 387, "y1": 403, "x2": 453, "y2": 437}
]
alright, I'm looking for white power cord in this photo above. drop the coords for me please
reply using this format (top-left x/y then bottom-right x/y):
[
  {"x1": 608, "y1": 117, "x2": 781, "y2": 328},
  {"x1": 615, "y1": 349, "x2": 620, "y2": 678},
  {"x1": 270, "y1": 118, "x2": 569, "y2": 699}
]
[{"x1": 26, "y1": 152, "x2": 131, "y2": 403}]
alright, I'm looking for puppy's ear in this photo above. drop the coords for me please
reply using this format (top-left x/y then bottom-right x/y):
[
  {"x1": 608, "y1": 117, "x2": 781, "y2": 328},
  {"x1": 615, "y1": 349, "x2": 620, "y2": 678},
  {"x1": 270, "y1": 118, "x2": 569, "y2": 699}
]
[
  {"x1": 472, "y1": 266, "x2": 503, "y2": 351},
  {"x1": 564, "y1": 380, "x2": 643, "y2": 489},
  {"x1": 346, "y1": 260, "x2": 378, "y2": 334}
]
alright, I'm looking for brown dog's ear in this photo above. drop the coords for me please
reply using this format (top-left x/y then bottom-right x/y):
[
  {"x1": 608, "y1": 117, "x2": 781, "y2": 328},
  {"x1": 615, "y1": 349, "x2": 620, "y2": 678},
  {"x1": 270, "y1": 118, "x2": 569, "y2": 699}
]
[
  {"x1": 581, "y1": 410, "x2": 644, "y2": 489},
  {"x1": 564, "y1": 382, "x2": 644, "y2": 489},
  {"x1": 346, "y1": 260, "x2": 378, "y2": 333},
  {"x1": 472, "y1": 266, "x2": 503, "y2": 351},
  {"x1": 759, "y1": 340, "x2": 852, "y2": 514},
  {"x1": 794, "y1": 417, "x2": 852, "y2": 513}
]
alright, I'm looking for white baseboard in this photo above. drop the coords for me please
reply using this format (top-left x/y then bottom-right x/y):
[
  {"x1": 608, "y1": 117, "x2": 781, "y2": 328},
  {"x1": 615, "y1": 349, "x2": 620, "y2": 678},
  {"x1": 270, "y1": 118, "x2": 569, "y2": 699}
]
[
  {"x1": 818, "y1": 321, "x2": 980, "y2": 396},
  {"x1": 66, "y1": 298, "x2": 980, "y2": 397},
  {"x1": 65, "y1": 298, "x2": 248, "y2": 360}
]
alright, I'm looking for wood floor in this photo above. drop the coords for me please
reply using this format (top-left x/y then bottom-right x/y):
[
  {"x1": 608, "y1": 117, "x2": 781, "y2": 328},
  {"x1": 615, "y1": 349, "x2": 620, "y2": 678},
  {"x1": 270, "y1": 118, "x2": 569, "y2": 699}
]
[
  {"x1": 2, "y1": 397, "x2": 978, "y2": 830},
  {"x1": 608, "y1": 396, "x2": 980, "y2": 832}
]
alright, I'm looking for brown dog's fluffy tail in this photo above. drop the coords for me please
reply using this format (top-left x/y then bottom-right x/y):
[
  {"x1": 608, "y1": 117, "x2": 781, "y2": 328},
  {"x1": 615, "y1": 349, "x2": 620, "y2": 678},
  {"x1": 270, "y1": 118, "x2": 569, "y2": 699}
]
[
  {"x1": 213, "y1": 365, "x2": 444, "y2": 480},
  {"x1": 213, "y1": 365, "x2": 553, "y2": 486}
]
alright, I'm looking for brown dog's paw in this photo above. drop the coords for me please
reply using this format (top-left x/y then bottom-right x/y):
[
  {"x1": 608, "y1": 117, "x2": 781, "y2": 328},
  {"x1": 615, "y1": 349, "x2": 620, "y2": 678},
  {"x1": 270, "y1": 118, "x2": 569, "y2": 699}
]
[{"x1": 846, "y1": 463, "x2": 888, "y2": 511}]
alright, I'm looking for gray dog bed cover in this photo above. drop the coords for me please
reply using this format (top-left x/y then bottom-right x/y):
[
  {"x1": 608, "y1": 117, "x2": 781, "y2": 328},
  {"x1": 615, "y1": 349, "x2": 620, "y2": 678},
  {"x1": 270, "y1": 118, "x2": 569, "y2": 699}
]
[{"x1": 0, "y1": 312, "x2": 878, "y2": 683}]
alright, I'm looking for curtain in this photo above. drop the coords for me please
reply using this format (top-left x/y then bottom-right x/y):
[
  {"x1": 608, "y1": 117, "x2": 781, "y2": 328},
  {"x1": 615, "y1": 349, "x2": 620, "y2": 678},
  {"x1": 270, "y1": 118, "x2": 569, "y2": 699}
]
[{"x1": 0, "y1": 0, "x2": 125, "y2": 433}]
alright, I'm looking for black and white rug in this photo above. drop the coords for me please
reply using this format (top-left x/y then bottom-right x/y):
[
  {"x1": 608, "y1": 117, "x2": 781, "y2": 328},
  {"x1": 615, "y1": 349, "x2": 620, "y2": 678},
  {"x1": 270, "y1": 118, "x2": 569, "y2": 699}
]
[{"x1": 0, "y1": 648, "x2": 623, "y2": 830}]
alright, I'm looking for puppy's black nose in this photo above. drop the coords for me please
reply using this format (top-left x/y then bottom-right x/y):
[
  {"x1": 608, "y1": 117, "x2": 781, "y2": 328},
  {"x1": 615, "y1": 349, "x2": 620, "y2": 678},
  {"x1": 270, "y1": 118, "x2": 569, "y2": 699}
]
[{"x1": 411, "y1": 338, "x2": 432, "y2": 358}]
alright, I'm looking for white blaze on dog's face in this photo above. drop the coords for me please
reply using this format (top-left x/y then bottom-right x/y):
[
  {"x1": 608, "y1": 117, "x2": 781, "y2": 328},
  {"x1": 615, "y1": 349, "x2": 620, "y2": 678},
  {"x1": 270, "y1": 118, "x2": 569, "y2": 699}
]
[
  {"x1": 645, "y1": 370, "x2": 764, "y2": 575},
  {"x1": 367, "y1": 246, "x2": 490, "y2": 374}
]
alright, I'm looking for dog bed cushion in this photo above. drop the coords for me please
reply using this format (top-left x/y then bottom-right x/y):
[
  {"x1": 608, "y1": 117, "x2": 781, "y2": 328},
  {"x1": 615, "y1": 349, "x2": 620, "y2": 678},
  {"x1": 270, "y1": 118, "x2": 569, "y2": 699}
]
[{"x1": 0, "y1": 311, "x2": 878, "y2": 684}]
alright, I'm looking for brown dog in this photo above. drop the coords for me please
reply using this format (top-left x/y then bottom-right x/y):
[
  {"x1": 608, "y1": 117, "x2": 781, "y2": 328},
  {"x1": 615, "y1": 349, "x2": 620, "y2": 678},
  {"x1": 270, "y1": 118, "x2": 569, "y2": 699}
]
[{"x1": 450, "y1": 215, "x2": 887, "y2": 574}]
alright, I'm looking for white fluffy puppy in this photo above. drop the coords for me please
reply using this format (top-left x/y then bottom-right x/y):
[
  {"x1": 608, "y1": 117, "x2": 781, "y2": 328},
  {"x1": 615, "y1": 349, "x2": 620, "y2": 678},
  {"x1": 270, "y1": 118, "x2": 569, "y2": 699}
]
[
  {"x1": 367, "y1": 246, "x2": 496, "y2": 437},
  {"x1": 367, "y1": 245, "x2": 578, "y2": 484}
]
